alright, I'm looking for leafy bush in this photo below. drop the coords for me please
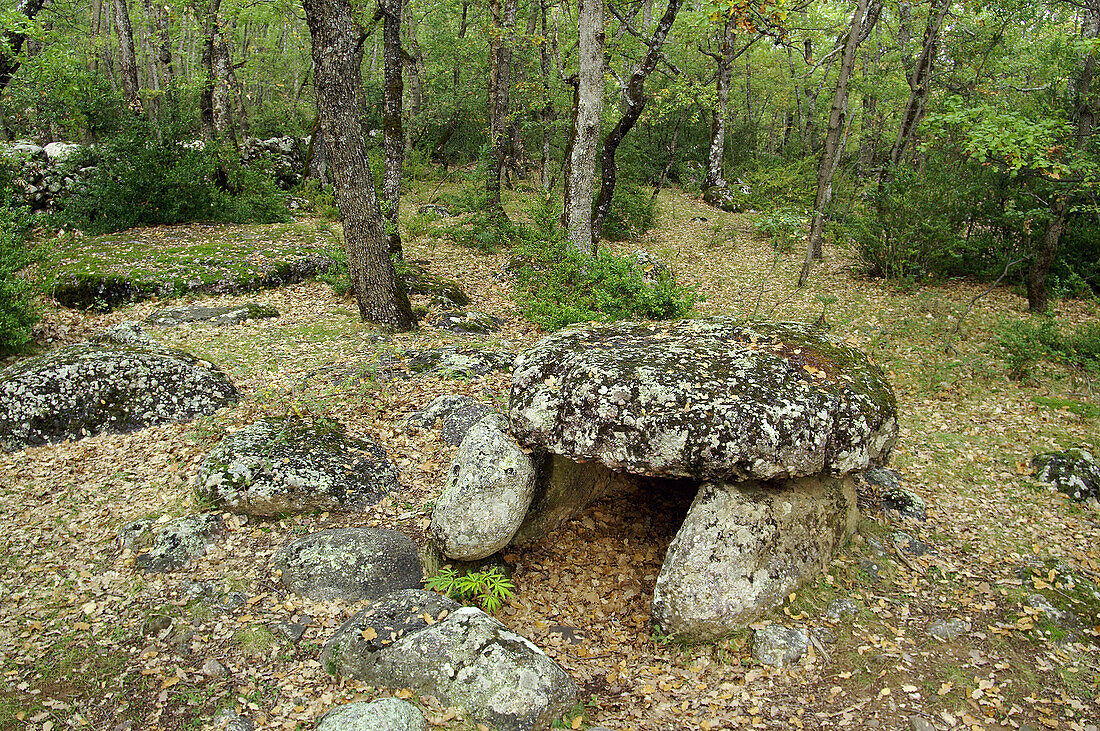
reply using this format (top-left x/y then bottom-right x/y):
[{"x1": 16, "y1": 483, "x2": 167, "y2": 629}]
[
  {"x1": 63, "y1": 123, "x2": 288, "y2": 234},
  {"x1": 510, "y1": 197, "x2": 695, "y2": 330},
  {"x1": 996, "y1": 317, "x2": 1100, "y2": 379},
  {"x1": 0, "y1": 180, "x2": 39, "y2": 356},
  {"x1": 754, "y1": 206, "x2": 808, "y2": 253},
  {"x1": 602, "y1": 182, "x2": 657, "y2": 241},
  {"x1": 736, "y1": 155, "x2": 816, "y2": 210}
]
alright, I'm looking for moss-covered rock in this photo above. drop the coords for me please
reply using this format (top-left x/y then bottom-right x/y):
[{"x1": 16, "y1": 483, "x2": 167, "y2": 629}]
[
  {"x1": 145, "y1": 302, "x2": 279, "y2": 327},
  {"x1": 1032, "y1": 447, "x2": 1099, "y2": 502},
  {"x1": 195, "y1": 416, "x2": 399, "y2": 516},
  {"x1": 510, "y1": 318, "x2": 898, "y2": 481},
  {"x1": 0, "y1": 341, "x2": 238, "y2": 451}
]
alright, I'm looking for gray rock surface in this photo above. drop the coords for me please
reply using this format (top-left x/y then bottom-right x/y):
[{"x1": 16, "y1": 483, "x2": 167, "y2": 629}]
[
  {"x1": 430, "y1": 414, "x2": 538, "y2": 561},
  {"x1": 1033, "y1": 448, "x2": 1100, "y2": 502},
  {"x1": 145, "y1": 303, "x2": 279, "y2": 327},
  {"x1": 273, "y1": 527, "x2": 422, "y2": 602},
  {"x1": 406, "y1": 395, "x2": 496, "y2": 446},
  {"x1": 825, "y1": 598, "x2": 859, "y2": 620},
  {"x1": 44, "y1": 142, "x2": 82, "y2": 162},
  {"x1": 928, "y1": 618, "x2": 970, "y2": 641},
  {"x1": 212, "y1": 708, "x2": 255, "y2": 731},
  {"x1": 316, "y1": 699, "x2": 427, "y2": 731},
  {"x1": 510, "y1": 318, "x2": 897, "y2": 481},
  {"x1": 752, "y1": 625, "x2": 808, "y2": 667},
  {"x1": 651, "y1": 475, "x2": 858, "y2": 640},
  {"x1": 322, "y1": 590, "x2": 578, "y2": 731},
  {"x1": 0, "y1": 341, "x2": 238, "y2": 451},
  {"x1": 126, "y1": 513, "x2": 223, "y2": 573},
  {"x1": 92, "y1": 321, "x2": 154, "y2": 346},
  {"x1": 426, "y1": 310, "x2": 502, "y2": 335},
  {"x1": 196, "y1": 417, "x2": 398, "y2": 516}
]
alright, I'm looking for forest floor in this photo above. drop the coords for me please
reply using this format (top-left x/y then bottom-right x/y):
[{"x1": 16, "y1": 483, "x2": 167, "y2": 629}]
[{"x1": 1, "y1": 185, "x2": 1099, "y2": 731}]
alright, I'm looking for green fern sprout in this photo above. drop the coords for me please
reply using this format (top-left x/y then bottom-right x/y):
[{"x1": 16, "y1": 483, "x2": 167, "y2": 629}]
[{"x1": 424, "y1": 567, "x2": 515, "y2": 614}]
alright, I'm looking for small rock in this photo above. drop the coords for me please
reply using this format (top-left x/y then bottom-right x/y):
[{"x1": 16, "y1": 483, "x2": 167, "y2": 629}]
[
  {"x1": 405, "y1": 395, "x2": 496, "y2": 447},
  {"x1": 269, "y1": 620, "x2": 308, "y2": 643},
  {"x1": 92, "y1": 322, "x2": 153, "y2": 346},
  {"x1": 928, "y1": 618, "x2": 970, "y2": 641},
  {"x1": 860, "y1": 558, "x2": 882, "y2": 583},
  {"x1": 133, "y1": 513, "x2": 223, "y2": 573},
  {"x1": 426, "y1": 309, "x2": 502, "y2": 335},
  {"x1": 825, "y1": 598, "x2": 859, "y2": 620},
  {"x1": 212, "y1": 708, "x2": 255, "y2": 731},
  {"x1": 1026, "y1": 594, "x2": 1069, "y2": 624},
  {"x1": 201, "y1": 658, "x2": 228, "y2": 677},
  {"x1": 908, "y1": 717, "x2": 937, "y2": 731},
  {"x1": 316, "y1": 698, "x2": 428, "y2": 731},
  {"x1": 752, "y1": 625, "x2": 808, "y2": 667},
  {"x1": 1033, "y1": 448, "x2": 1100, "y2": 502},
  {"x1": 892, "y1": 531, "x2": 933, "y2": 556}
]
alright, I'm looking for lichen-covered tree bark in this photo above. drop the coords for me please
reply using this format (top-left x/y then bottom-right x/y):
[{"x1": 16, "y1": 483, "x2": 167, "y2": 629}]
[
  {"x1": 562, "y1": 0, "x2": 604, "y2": 254},
  {"x1": 114, "y1": 0, "x2": 144, "y2": 114},
  {"x1": 381, "y1": 0, "x2": 405, "y2": 256},
  {"x1": 486, "y1": 0, "x2": 518, "y2": 217},
  {"x1": 302, "y1": 0, "x2": 417, "y2": 332},
  {"x1": 703, "y1": 19, "x2": 736, "y2": 190}
]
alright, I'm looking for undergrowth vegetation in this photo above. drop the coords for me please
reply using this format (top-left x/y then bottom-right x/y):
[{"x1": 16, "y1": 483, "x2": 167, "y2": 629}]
[{"x1": 995, "y1": 317, "x2": 1100, "y2": 379}]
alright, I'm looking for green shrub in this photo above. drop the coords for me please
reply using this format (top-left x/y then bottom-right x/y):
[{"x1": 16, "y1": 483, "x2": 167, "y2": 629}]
[
  {"x1": 63, "y1": 123, "x2": 288, "y2": 234},
  {"x1": 0, "y1": 186, "x2": 39, "y2": 356},
  {"x1": 754, "y1": 206, "x2": 808, "y2": 253},
  {"x1": 425, "y1": 567, "x2": 516, "y2": 614},
  {"x1": 511, "y1": 197, "x2": 695, "y2": 330},
  {"x1": 995, "y1": 317, "x2": 1100, "y2": 379},
  {"x1": 602, "y1": 182, "x2": 657, "y2": 241}
]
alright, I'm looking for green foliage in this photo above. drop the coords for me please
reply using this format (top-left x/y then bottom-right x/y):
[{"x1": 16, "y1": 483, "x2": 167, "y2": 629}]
[
  {"x1": 602, "y1": 182, "x2": 657, "y2": 241},
  {"x1": 0, "y1": 181, "x2": 39, "y2": 356},
  {"x1": 753, "y1": 206, "x2": 807, "y2": 253},
  {"x1": 736, "y1": 156, "x2": 816, "y2": 210},
  {"x1": 63, "y1": 122, "x2": 288, "y2": 234},
  {"x1": 995, "y1": 317, "x2": 1100, "y2": 379},
  {"x1": 510, "y1": 196, "x2": 695, "y2": 331},
  {"x1": 425, "y1": 567, "x2": 516, "y2": 614}
]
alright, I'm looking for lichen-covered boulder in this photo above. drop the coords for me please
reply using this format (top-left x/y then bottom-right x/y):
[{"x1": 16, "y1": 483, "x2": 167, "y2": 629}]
[
  {"x1": 273, "y1": 528, "x2": 422, "y2": 602},
  {"x1": 405, "y1": 395, "x2": 496, "y2": 446},
  {"x1": 510, "y1": 318, "x2": 897, "y2": 481},
  {"x1": 430, "y1": 414, "x2": 537, "y2": 561},
  {"x1": 92, "y1": 322, "x2": 155, "y2": 347},
  {"x1": 196, "y1": 417, "x2": 398, "y2": 516},
  {"x1": 121, "y1": 513, "x2": 223, "y2": 573},
  {"x1": 426, "y1": 310, "x2": 502, "y2": 335},
  {"x1": 0, "y1": 342, "x2": 238, "y2": 451},
  {"x1": 322, "y1": 590, "x2": 578, "y2": 731},
  {"x1": 751, "y1": 625, "x2": 809, "y2": 668},
  {"x1": 316, "y1": 699, "x2": 427, "y2": 731},
  {"x1": 145, "y1": 302, "x2": 279, "y2": 327},
  {"x1": 1033, "y1": 448, "x2": 1100, "y2": 502},
  {"x1": 651, "y1": 475, "x2": 858, "y2": 640}
]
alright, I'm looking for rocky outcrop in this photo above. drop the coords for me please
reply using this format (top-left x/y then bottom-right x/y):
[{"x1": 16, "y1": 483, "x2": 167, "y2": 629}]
[
  {"x1": 0, "y1": 341, "x2": 238, "y2": 451},
  {"x1": 1033, "y1": 448, "x2": 1100, "y2": 502},
  {"x1": 196, "y1": 417, "x2": 399, "y2": 516},
  {"x1": 405, "y1": 395, "x2": 496, "y2": 446},
  {"x1": 652, "y1": 476, "x2": 859, "y2": 639},
  {"x1": 322, "y1": 590, "x2": 578, "y2": 731},
  {"x1": 119, "y1": 513, "x2": 223, "y2": 573},
  {"x1": 316, "y1": 699, "x2": 427, "y2": 731},
  {"x1": 426, "y1": 310, "x2": 502, "y2": 335},
  {"x1": 510, "y1": 318, "x2": 897, "y2": 480},
  {"x1": 430, "y1": 415, "x2": 538, "y2": 561},
  {"x1": 273, "y1": 528, "x2": 422, "y2": 602},
  {"x1": 146, "y1": 303, "x2": 279, "y2": 327}
]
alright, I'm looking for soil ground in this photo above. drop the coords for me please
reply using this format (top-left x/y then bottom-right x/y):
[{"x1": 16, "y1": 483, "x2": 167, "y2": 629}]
[{"x1": 1, "y1": 187, "x2": 1098, "y2": 731}]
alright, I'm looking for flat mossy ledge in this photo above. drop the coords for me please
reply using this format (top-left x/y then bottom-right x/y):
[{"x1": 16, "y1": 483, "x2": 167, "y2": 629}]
[
  {"x1": 509, "y1": 318, "x2": 898, "y2": 481},
  {"x1": 0, "y1": 341, "x2": 238, "y2": 451}
]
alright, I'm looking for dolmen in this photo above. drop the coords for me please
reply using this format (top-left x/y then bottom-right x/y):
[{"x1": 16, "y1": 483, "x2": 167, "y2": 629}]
[{"x1": 432, "y1": 318, "x2": 898, "y2": 640}]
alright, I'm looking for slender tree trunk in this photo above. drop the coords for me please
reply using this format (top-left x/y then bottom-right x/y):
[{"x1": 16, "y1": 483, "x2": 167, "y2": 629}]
[
  {"x1": 1027, "y1": 2, "x2": 1098, "y2": 312},
  {"x1": 302, "y1": 0, "x2": 417, "y2": 331},
  {"x1": 199, "y1": 0, "x2": 222, "y2": 143},
  {"x1": 381, "y1": 0, "x2": 405, "y2": 256},
  {"x1": 591, "y1": 0, "x2": 681, "y2": 241},
  {"x1": 802, "y1": 0, "x2": 879, "y2": 287},
  {"x1": 114, "y1": 0, "x2": 144, "y2": 114},
  {"x1": 889, "y1": 0, "x2": 950, "y2": 168},
  {"x1": 537, "y1": 0, "x2": 555, "y2": 190},
  {"x1": 0, "y1": 0, "x2": 47, "y2": 93},
  {"x1": 487, "y1": 0, "x2": 518, "y2": 216},
  {"x1": 562, "y1": 0, "x2": 604, "y2": 254},
  {"x1": 402, "y1": 5, "x2": 425, "y2": 152},
  {"x1": 704, "y1": 19, "x2": 735, "y2": 189},
  {"x1": 211, "y1": 25, "x2": 241, "y2": 146}
]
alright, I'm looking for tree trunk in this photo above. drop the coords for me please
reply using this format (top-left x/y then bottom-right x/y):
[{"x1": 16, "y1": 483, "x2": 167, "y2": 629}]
[
  {"x1": 114, "y1": 0, "x2": 144, "y2": 114},
  {"x1": 1027, "y1": 2, "x2": 1098, "y2": 313},
  {"x1": 487, "y1": 0, "x2": 518, "y2": 216},
  {"x1": 888, "y1": 0, "x2": 950, "y2": 168},
  {"x1": 591, "y1": 0, "x2": 681, "y2": 241},
  {"x1": 802, "y1": 0, "x2": 879, "y2": 286},
  {"x1": 211, "y1": 25, "x2": 241, "y2": 146},
  {"x1": 302, "y1": 0, "x2": 416, "y2": 331},
  {"x1": 382, "y1": 0, "x2": 404, "y2": 257},
  {"x1": 199, "y1": 0, "x2": 223, "y2": 143},
  {"x1": 402, "y1": 5, "x2": 425, "y2": 152},
  {"x1": 0, "y1": 0, "x2": 47, "y2": 93},
  {"x1": 562, "y1": 0, "x2": 604, "y2": 254},
  {"x1": 704, "y1": 19, "x2": 736, "y2": 189}
]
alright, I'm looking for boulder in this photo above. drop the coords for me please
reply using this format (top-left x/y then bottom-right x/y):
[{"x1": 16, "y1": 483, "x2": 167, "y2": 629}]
[
  {"x1": 316, "y1": 699, "x2": 427, "y2": 731},
  {"x1": 322, "y1": 590, "x2": 578, "y2": 731},
  {"x1": 0, "y1": 341, "x2": 238, "y2": 451},
  {"x1": 426, "y1": 310, "x2": 502, "y2": 335},
  {"x1": 702, "y1": 184, "x2": 741, "y2": 212},
  {"x1": 510, "y1": 318, "x2": 897, "y2": 481},
  {"x1": 145, "y1": 303, "x2": 279, "y2": 327},
  {"x1": 123, "y1": 513, "x2": 223, "y2": 573},
  {"x1": 91, "y1": 321, "x2": 154, "y2": 347},
  {"x1": 430, "y1": 414, "x2": 538, "y2": 561},
  {"x1": 1033, "y1": 447, "x2": 1100, "y2": 502},
  {"x1": 273, "y1": 528, "x2": 422, "y2": 602},
  {"x1": 310, "y1": 349, "x2": 513, "y2": 388},
  {"x1": 751, "y1": 625, "x2": 808, "y2": 667},
  {"x1": 405, "y1": 395, "x2": 496, "y2": 446},
  {"x1": 651, "y1": 475, "x2": 858, "y2": 639},
  {"x1": 44, "y1": 142, "x2": 83, "y2": 162},
  {"x1": 196, "y1": 417, "x2": 398, "y2": 516},
  {"x1": 1, "y1": 141, "x2": 46, "y2": 162},
  {"x1": 401, "y1": 260, "x2": 470, "y2": 307}
]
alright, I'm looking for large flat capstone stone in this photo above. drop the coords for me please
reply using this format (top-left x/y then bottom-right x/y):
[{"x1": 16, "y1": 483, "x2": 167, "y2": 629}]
[
  {"x1": 510, "y1": 318, "x2": 897, "y2": 481},
  {"x1": 0, "y1": 342, "x2": 238, "y2": 451}
]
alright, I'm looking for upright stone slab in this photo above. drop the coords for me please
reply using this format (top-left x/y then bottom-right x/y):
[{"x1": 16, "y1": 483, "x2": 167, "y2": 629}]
[
  {"x1": 651, "y1": 475, "x2": 859, "y2": 640},
  {"x1": 510, "y1": 318, "x2": 897, "y2": 480}
]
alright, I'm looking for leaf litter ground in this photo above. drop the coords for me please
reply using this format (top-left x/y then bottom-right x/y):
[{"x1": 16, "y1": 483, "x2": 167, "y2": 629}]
[{"x1": 0, "y1": 188, "x2": 1098, "y2": 731}]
